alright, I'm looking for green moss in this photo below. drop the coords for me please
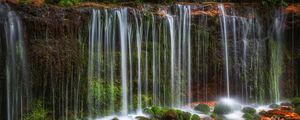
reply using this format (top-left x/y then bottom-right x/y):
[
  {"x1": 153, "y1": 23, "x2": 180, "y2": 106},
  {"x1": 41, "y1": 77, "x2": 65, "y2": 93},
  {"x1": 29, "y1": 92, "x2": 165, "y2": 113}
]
[
  {"x1": 89, "y1": 80, "x2": 121, "y2": 115},
  {"x1": 190, "y1": 114, "x2": 200, "y2": 120},
  {"x1": 24, "y1": 100, "x2": 49, "y2": 120},
  {"x1": 291, "y1": 97, "x2": 300, "y2": 107},
  {"x1": 295, "y1": 106, "x2": 300, "y2": 115},
  {"x1": 211, "y1": 113, "x2": 225, "y2": 120},
  {"x1": 242, "y1": 107, "x2": 256, "y2": 115},
  {"x1": 194, "y1": 104, "x2": 210, "y2": 114},
  {"x1": 243, "y1": 113, "x2": 260, "y2": 120},
  {"x1": 59, "y1": 0, "x2": 81, "y2": 6},
  {"x1": 262, "y1": 0, "x2": 288, "y2": 7},
  {"x1": 213, "y1": 103, "x2": 232, "y2": 115},
  {"x1": 162, "y1": 109, "x2": 178, "y2": 120},
  {"x1": 243, "y1": 113, "x2": 254, "y2": 120}
]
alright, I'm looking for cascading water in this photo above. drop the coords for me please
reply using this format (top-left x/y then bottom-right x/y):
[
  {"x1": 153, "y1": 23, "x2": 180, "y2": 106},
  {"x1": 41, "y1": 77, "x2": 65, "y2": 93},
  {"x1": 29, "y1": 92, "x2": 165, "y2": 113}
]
[
  {"x1": 217, "y1": 4, "x2": 286, "y2": 103},
  {"x1": 88, "y1": 5, "x2": 192, "y2": 118},
  {"x1": 0, "y1": 4, "x2": 30, "y2": 120},
  {"x1": 218, "y1": 4, "x2": 230, "y2": 98},
  {"x1": 1, "y1": 2, "x2": 297, "y2": 120}
]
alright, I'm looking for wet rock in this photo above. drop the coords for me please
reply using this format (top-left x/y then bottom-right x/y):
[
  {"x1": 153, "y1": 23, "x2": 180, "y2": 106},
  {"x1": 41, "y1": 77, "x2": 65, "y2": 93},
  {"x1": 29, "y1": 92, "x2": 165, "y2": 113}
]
[
  {"x1": 135, "y1": 116, "x2": 150, "y2": 120},
  {"x1": 194, "y1": 104, "x2": 210, "y2": 114},
  {"x1": 162, "y1": 109, "x2": 178, "y2": 120},
  {"x1": 111, "y1": 117, "x2": 119, "y2": 120},
  {"x1": 175, "y1": 110, "x2": 191, "y2": 120},
  {"x1": 280, "y1": 102, "x2": 294, "y2": 107},
  {"x1": 242, "y1": 106, "x2": 256, "y2": 114},
  {"x1": 269, "y1": 103, "x2": 280, "y2": 109},
  {"x1": 213, "y1": 103, "x2": 232, "y2": 114},
  {"x1": 211, "y1": 113, "x2": 225, "y2": 120},
  {"x1": 242, "y1": 113, "x2": 260, "y2": 120},
  {"x1": 190, "y1": 114, "x2": 200, "y2": 120},
  {"x1": 144, "y1": 106, "x2": 168, "y2": 118}
]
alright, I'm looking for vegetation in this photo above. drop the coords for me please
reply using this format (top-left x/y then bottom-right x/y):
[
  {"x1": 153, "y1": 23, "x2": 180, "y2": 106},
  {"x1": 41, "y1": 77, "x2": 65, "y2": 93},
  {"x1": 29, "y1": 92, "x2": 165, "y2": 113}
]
[
  {"x1": 296, "y1": 106, "x2": 300, "y2": 114},
  {"x1": 291, "y1": 97, "x2": 300, "y2": 106},
  {"x1": 194, "y1": 104, "x2": 210, "y2": 114},
  {"x1": 24, "y1": 100, "x2": 49, "y2": 120},
  {"x1": 262, "y1": 0, "x2": 288, "y2": 7},
  {"x1": 242, "y1": 107, "x2": 256, "y2": 114},
  {"x1": 144, "y1": 106, "x2": 200, "y2": 120},
  {"x1": 213, "y1": 103, "x2": 232, "y2": 115},
  {"x1": 89, "y1": 79, "x2": 121, "y2": 115},
  {"x1": 59, "y1": 0, "x2": 81, "y2": 6}
]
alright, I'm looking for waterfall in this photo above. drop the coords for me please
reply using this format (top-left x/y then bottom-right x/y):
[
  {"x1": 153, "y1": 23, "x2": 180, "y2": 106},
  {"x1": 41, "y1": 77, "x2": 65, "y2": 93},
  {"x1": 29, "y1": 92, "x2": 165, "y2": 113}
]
[
  {"x1": 0, "y1": 4, "x2": 29, "y2": 120},
  {"x1": 218, "y1": 4, "x2": 230, "y2": 98},
  {"x1": 0, "y1": 2, "x2": 295, "y2": 120},
  {"x1": 88, "y1": 5, "x2": 192, "y2": 117}
]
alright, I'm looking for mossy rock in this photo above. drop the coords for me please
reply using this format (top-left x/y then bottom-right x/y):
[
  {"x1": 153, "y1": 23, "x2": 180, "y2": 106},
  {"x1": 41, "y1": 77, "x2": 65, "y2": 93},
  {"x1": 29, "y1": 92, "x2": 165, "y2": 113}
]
[
  {"x1": 190, "y1": 114, "x2": 200, "y2": 120},
  {"x1": 213, "y1": 103, "x2": 232, "y2": 115},
  {"x1": 242, "y1": 113, "x2": 253, "y2": 120},
  {"x1": 194, "y1": 104, "x2": 210, "y2": 114},
  {"x1": 144, "y1": 106, "x2": 168, "y2": 118},
  {"x1": 243, "y1": 113, "x2": 262, "y2": 120},
  {"x1": 280, "y1": 102, "x2": 294, "y2": 107},
  {"x1": 162, "y1": 109, "x2": 178, "y2": 120},
  {"x1": 111, "y1": 117, "x2": 119, "y2": 120},
  {"x1": 175, "y1": 110, "x2": 191, "y2": 120},
  {"x1": 258, "y1": 110, "x2": 267, "y2": 116},
  {"x1": 291, "y1": 97, "x2": 300, "y2": 107},
  {"x1": 135, "y1": 116, "x2": 150, "y2": 120},
  {"x1": 269, "y1": 103, "x2": 280, "y2": 109},
  {"x1": 211, "y1": 113, "x2": 225, "y2": 120},
  {"x1": 242, "y1": 107, "x2": 256, "y2": 115},
  {"x1": 295, "y1": 106, "x2": 300, "y2": 115}
]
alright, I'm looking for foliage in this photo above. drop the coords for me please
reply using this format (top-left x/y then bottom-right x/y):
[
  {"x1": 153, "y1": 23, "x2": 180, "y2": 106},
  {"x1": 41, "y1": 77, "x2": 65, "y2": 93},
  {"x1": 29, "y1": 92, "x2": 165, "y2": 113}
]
[
  {"x1": 295, "y1": 106, "x2": 300, "y2": 114},
  {"x1": 24, "y1": 100, "x2": 49, "y2": 120},
  {"x1": 89, "y1": 79, "x2": 121, "y2": 115},
  {"x1": 194, "y1": 104, "x2": 210, "y2": 114},
  {"x1": 213, "y1": 103, "x2": 232, "y2": 115},
  {"x1": 242, "y1": 113, "x2": 260, "y2": 120},
  {"x1": 291, "y1": 97, "x2": 300, "y2": 106},
  {"x1": 144, "y1": 106, "x2": 168, "y2": 118},
  {"x1": 262, "y1": 0, "x2": 288, "y2": 7},
  {"x1": 164, "y1": 0, "x2": 174, "y2": 4},
  {"x1": 59, "y1": 0, "x2": 81, "y2": 6},
  {"x1": 190, "y1": 114, "x2": 200, "y2": 120},
  {"x1": 144, "y1": 106, "x2": 200, "y2": 120},
  {"x1": 242, "y1": 107, "x2": 256, "y2": 115}
]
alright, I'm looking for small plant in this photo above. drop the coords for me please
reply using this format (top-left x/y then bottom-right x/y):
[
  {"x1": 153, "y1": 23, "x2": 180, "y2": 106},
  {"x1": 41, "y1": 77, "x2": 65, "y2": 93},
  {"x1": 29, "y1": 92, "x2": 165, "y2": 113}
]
[
  {"x1": 59, "y1": 0, "x2": 81, "y2": 6},
  {"x1": 24, "y1": 100, "x2": 49, "y2": 120},
  {"x1": 262, "y1": 0, "x2": 288, "y2": 8}
]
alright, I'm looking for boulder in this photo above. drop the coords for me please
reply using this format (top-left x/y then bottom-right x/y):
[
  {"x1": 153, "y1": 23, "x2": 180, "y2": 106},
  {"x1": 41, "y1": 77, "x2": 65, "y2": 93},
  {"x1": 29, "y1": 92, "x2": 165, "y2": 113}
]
[
  {"x1": 194, "y1": 104, "x2": 210, "y2": 114},
  {"x1": 242, "y1": 107, "x2": 256, "y2": 115},
  {"x1": 191, "y1": 114, "x2": 200, "y2": 120},
  {"x1": 213, "y1": 103, "x2": 232, "y2": 114},
  {"x1": 269, "y1": 103, "x2": 280, "y2": 109},
  {"x1": 162, "y1": 109, "x2": 178, "y2": 120}
]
